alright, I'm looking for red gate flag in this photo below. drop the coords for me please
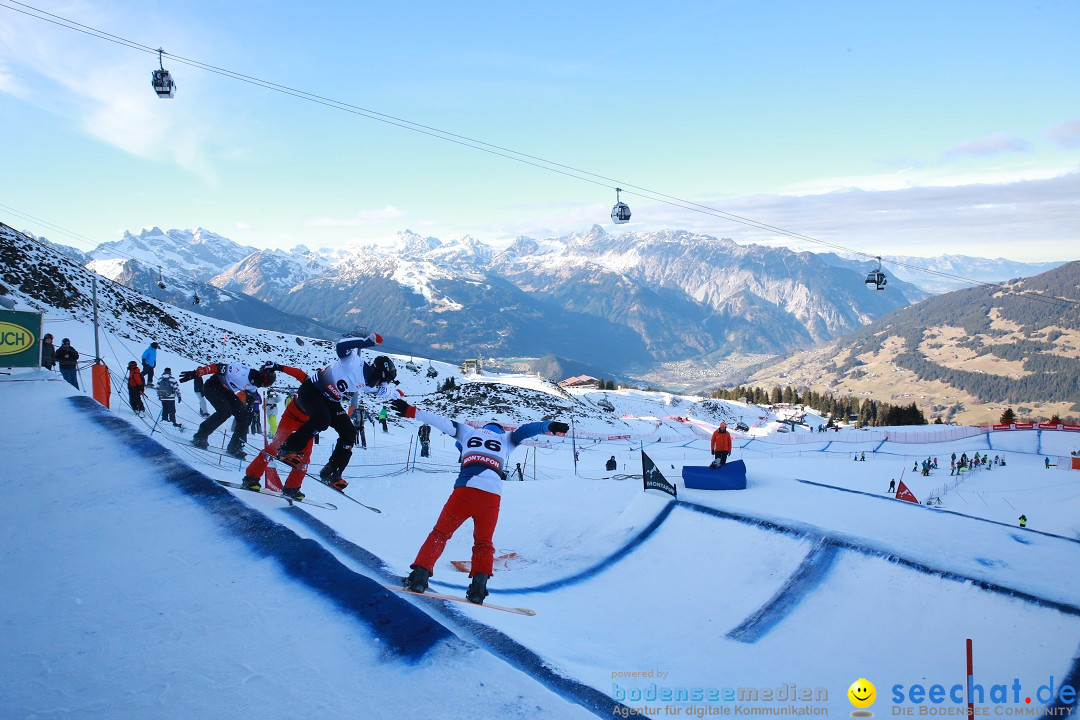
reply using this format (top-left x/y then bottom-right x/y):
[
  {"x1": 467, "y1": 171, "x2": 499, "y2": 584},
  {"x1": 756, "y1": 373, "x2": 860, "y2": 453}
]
[{"x1": 895, "y1": 480, "x2": 919, "y2": 504}]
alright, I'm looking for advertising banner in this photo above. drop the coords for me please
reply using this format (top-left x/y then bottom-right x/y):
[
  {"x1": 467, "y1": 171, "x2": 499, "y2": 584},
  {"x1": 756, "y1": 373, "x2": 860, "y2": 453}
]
[{"x1": 0, "y1": 310, "x2": 43, "y2": 368}]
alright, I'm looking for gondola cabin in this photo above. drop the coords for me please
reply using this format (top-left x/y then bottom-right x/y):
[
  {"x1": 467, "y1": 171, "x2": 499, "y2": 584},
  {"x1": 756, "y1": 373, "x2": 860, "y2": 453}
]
[
  {"x1": 611, "y1": 187, "x2": 631, "y2": 224},
  {"x1": 152, "y1": 49, "x2": 176, "y2": 99},
  {"x1": 152, "y1": 69, "x2": 176, "y2": 98},
  {"x1": 865, "y1": 270, "x2": 887, "y2": 290}
]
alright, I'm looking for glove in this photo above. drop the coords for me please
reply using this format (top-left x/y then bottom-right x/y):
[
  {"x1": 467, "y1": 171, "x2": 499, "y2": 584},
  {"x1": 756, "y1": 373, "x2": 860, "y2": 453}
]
[
  {"x1": 389, "y1": 398, "x2": 413, "y2": 418},
  {"x1": 368, "y1": 332, "x2": 384, "y2": 344},
  {"x1": 548, "y1": 421, "x2": 570, "y2": 435},
  {"x1": 179, "y1": 370, "x2": 196, "y2": 383},
  {"x1": 272, "y1": 363, "x2": 284, "y2": 372}
]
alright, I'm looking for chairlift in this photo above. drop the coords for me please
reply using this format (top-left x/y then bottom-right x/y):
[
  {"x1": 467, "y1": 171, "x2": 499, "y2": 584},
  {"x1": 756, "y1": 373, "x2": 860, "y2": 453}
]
[
  {"x1": 426, "y1": 363, "x2": 438, "y2": 379},
  {"x1": 406, "y1": 357, "x2": 419, "y2": 372},
  {"x1": 865, "y1": 256, "x2": 887, "y2": 290},
  {"x1": 610, "y1": 188, "x2": 631, "y2": 224},
  {"x1": 193, "y1": 291, "x2": 201, "y2": 305},
  {"x1": 152, "y1": 48, "x2": 176, "y2": 99},
  {"x1": 157, "y1": 265, "x2": 166, "y2": 290}
]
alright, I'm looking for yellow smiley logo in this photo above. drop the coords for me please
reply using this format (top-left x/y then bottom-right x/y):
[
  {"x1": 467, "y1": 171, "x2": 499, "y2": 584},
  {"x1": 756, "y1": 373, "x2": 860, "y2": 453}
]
[{"x1": 848, "y1": 678, "x2": 876, "y2": 708}]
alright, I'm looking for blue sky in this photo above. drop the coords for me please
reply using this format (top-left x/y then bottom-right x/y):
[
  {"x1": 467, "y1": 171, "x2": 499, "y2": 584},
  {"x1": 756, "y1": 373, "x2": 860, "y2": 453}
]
[{"x1": 1, "y1": 0, "x2": 1078, "y2": 261}]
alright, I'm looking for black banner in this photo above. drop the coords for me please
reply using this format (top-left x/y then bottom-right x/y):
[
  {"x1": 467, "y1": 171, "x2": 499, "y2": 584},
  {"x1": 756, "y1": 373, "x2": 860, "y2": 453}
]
[{"x1": 642, "y1": 450, "x2": 677, "y2": 498}]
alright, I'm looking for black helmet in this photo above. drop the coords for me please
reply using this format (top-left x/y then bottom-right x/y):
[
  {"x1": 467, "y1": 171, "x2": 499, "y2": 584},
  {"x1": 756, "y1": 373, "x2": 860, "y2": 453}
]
[
  {"x1": 372, "y1": 355, "x2": 397, "y2": 384},
  {"x1": 250, "y1": 363, "x2": 276, "y2": 387}
]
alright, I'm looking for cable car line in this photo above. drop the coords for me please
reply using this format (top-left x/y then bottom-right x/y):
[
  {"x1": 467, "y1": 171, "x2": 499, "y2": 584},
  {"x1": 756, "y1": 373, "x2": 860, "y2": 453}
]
[{"x1": 1, "y1": 1, "x2": 1074, "y2": 310}]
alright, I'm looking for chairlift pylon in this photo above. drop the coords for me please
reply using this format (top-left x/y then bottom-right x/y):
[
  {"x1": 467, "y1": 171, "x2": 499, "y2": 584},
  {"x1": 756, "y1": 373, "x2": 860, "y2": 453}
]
[
  {"x1": 865, "y1": 256, "x2": 887, "y2": 290},
  {"x1": 152, "y1": 48, "x2": 176, "y2": 99},
  {"x1": 611, "y1": 188, "x2": 631, "y2": 224}
]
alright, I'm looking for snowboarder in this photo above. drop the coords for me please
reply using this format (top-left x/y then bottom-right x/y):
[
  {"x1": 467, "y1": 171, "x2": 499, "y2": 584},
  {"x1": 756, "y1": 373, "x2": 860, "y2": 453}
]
[
  {"x1": 54, "y1": 338, "x2": 79, "y2": 388},
  {"x1": 1019, "y1": 514, "x2": 1027, "y2": 528},
  {"x1": 1045, "y1": 457, "x2": 1051, "y2": 469},
  {"x1": 126, "y1": 360, "x2": 146, "y2": 415},
  {"x1": 418, "y1": 423, "x2": 431, "y2": 457},
  {"x1": 392, "y1": 398, "x2": 568, "y2": 604},
  {"x1": 40, "y1": 333, "x2": 55, "y2": 370},
  {"x1": 156, "y1": 368, "x2": 182, "y2": 427},
  {"x1": 180, "y1": 361, "x2": 279, "y2": 460},
  {"x1": 888, "y1": 479, "x2": 896, "y2": 493},
  {"x1": 606, "y1": 455, "x2": 617, "y2": 472},
  {"x1": 272, "y1": 334, "x2": 397, "y2": 492},
  {"x1": 711, "y1": 422, "x2": 732, "y2": 467},
  {"x1": 141, "y1": 342, "x2": 159, "y2": 386}
]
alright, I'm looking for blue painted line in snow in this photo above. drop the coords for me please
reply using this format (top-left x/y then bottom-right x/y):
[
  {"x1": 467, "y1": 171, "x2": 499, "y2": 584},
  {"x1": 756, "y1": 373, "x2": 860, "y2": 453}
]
[
  {"x1": 1039, "y1": 652, "x2": 1080, "y2": 719},
  {"x1": 1037, "y1": 429, "x2": 1043, "y2": 455},
  {"x1": 435, "y1": 500, "x2": 681, "y2": 594},
  {"x1": 286, "y1": 504, "x2": 649, "y2": 720},
  {"x1": 680, "y1": 494, "x2": 1080, "y2": 618},
  {"x1": 797, "y1": 478, "x2": 1080, "y2": 546},
  {"x1": 874, "y1": 439, "x2": 886, "y2": 453},
  {"x1": 69, "y1": 396, "x2": 454, "y2": 663},
  {"x1": 742, "y1": 438, "x2": 756, "y2": 449},
  {"x1": 987, "y1": 432, "x2": 993, "y2": 450},
  {"x1": 726, "y1": 540, "x2": 841, "y2": 643},
  {"x1": 821, "y1": 441, "x2": 833, "y2": 451}
]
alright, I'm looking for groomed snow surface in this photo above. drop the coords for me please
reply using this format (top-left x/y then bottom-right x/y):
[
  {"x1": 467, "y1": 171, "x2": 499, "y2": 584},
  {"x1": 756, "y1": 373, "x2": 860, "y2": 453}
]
[{"x1": 3, "y1": 369, "x2": 1080, "y2": 719}]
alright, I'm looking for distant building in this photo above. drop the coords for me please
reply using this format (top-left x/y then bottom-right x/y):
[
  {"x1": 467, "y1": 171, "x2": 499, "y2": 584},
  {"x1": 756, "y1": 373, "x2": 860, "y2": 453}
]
[{"x1": 559, "y1": 374, "x2": 601, "y2": 389}]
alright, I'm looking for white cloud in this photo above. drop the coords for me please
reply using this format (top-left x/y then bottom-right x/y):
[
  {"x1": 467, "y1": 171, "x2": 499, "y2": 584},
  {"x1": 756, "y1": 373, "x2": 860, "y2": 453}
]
[
  {"x1": 305, "y1": 206, "x2": 407, "y2": 227},
  {"x1": 941, "y1": 132, "x2": 1031, "y2": 160},
  {"x1": 234, "y1": 222, "x2": 250, "y2": 230},
  {"x1": 1045, "y1": 119, "x2": 1080, "y2": 149},
  {"x1": 0, "y1": 5, "x2": 226, "y2": 181}
]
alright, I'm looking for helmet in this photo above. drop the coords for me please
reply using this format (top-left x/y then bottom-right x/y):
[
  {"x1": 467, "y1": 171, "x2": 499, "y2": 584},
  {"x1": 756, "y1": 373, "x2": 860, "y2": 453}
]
[
  {"x1": 720, "y1": 422, "x2": 727, "y2": 429},
  {"x1": 128, "y1": 361, "x2": 138, "y2": 368},
  {"x1": 250, "y1": 364, "x2": 276, "y2": 387},
  {"x1": 483, "y1": 421, "x2": 504, "y2": 433},
  {"x1": 372, "y1": 355, "x2": 397, "y2": 385}
]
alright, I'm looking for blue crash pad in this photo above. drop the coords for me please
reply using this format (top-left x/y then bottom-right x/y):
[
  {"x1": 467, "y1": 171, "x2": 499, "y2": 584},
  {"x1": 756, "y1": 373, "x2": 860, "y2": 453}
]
[{"x1": 682, "y1": 460, "x2": 747, "y2": 490}]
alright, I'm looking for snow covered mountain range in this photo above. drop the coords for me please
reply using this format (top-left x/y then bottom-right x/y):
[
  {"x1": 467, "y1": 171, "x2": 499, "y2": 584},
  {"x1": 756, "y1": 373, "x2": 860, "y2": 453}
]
[{"x1": 10, "y1": 220, "x2": 1065, "y2": 383}]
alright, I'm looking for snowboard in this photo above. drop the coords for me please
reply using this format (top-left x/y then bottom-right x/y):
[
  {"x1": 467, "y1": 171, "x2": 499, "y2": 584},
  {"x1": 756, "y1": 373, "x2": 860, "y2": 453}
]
[{"x1": 384, "y1": 584, "x2": 535, "y2": 616}]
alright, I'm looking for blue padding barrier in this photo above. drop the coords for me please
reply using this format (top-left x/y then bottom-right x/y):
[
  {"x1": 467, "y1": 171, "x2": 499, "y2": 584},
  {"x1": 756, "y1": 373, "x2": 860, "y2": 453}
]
[
  {"x1": 682, "y1": 460, "x2": 747, "y2": 490},
  {"x1": 70, "y1": 396, "x2": 453, "y2": 663}
]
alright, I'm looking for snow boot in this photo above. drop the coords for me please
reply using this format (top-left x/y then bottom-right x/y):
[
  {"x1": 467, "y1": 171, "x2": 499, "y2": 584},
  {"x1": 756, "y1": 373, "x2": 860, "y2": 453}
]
[
  {"x1": 226, "y1": 443, "x2": 247, "y2": 461},
  {"x1": 466, "y1": 573, "x2": 490, "y2": 605},
  {"x1": 241, "y1": 475, "x2": 261, "y2": 491},
  {"x1": 403, "y1": 565, "x2": 431, "y2": 593},
  {"x1": 277, "y1": 448, "x2": 304, "y2": 467},
  {"x1": 281, "y1": 486, "x2": 305, "y2": 501},
  {"x1": 192, "y1": 434, "x2": 209, "y2": 450},
  {"x1": 320, "y1": 465, "x2": 349, "y2": 491}
]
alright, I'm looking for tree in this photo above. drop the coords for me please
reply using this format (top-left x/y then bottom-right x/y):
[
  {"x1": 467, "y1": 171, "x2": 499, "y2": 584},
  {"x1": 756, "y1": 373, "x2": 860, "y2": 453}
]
[
  {"x1": 1048, "y1": 413, "x2": 1063, "y2": 425},
  {"x1": 999, "y1": 407, "x2": 1016, "y2": 425}
]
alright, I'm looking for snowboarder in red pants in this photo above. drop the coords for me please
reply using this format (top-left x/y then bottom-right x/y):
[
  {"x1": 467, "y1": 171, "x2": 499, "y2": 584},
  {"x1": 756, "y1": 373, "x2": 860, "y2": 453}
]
[{"x1": 391, "y1": 398, "x2": 568, "y2": 604}]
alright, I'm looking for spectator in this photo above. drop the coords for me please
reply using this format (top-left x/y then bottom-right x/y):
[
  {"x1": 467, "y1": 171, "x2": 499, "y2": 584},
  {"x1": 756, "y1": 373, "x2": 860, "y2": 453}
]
[
  {"x1": 888, "y1": 479, "x2": 896, "y2": 493},
  {"x1": 193, "y1": 373, "x2": 210, "y2": 417},
  {"x1": 40, "y1": 333, "x2": 56, "y2": 370},
  {"x1": 126, "y1": 361, "x2": 146, "y2": 415},
  {"x1": 156, "y1": 368, "x2": 182, "y2": 428},
  {"x1": 54, "y1": 338, "x2": 80, "y2": 388},
  {"x1": 710, "y1": 422, "x2": 732, "y2": 467},
  {"x1": 265, "y1": 391, "x2": 281, "y2": 435},
  {"x1": 141, "y1": 342, "x2": 160, "y2": 385},
  {"x1": 250, "y1": 390, "x2": 262, "y2": 435},
  {"x1": 418, "y1": 423, "x2": 432, "y2": 457},
  {"x1": 1018, "y1": 514, "x2": 1027, "y2": 528},
  {"x1": 379, "y1": 406, "x2": 389, "y2": 433},
  {"x1": 606, "y1": 455, "x2": 617, "y2": 472}
]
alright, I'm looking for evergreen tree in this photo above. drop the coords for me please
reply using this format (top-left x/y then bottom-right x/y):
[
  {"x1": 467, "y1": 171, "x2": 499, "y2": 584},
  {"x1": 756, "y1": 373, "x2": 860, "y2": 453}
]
[{"x1": 1000, "y1": 407, "x2": 1016, "y2": 424}]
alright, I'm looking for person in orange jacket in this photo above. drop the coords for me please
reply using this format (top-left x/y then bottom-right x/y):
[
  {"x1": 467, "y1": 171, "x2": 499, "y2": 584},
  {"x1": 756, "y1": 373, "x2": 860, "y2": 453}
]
[
  {"x1": 711, "y1": 422, "x2": 732, "y2": 467},
  {"x1": 126, "y1": 360, "x2": 146, "y2": 415}
]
